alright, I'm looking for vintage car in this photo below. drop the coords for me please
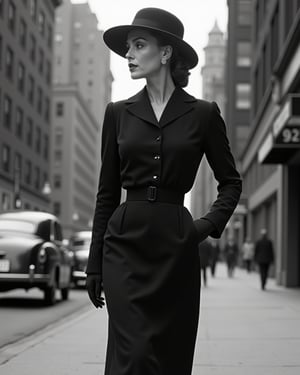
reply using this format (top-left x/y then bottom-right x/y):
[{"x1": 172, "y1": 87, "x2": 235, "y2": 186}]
[
  {"x1": 0, "y1": 211, "x2": 73, "y2": 305},
  {"x1": 69, "y1": 230, "x2": 92, "y2": 286}
]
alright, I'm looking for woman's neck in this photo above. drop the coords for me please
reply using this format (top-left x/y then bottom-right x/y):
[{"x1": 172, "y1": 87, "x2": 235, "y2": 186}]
[{"x1": 146, "y1": 72, "x2": 176, "y2": 105}]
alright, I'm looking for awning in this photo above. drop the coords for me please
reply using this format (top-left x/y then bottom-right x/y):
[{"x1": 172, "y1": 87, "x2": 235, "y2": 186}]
[{"x1": 258, "y1": 95, "x2": 300, "y2": 164}]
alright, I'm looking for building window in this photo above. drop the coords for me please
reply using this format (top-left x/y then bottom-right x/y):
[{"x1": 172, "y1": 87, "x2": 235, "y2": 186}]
[
  {"x1": 55, "y1": 130, "x2": 63, "y2": 145},
  {"x1": 0, "y1": 0, "x2": 3, "y2": 17},
  {"x1": 28, "y1": 74, "x2": 34, "y2": 104},
  {"x1": 8, "y1": 0, "x2": 16, "y2": 34},
  {"x1": 35, "y1": 126, "x2": 41, "y2": 154},
  {"x1": 45, "y1": 97, "x2": 50, "y2": 123},
  {"x1": 34, "y1": 166, "x2": 40, "y2": 190},
  {"x1": 54, "y1": 174, "x2": 61, "y2": 188},
  {"x1": 38, "y1": 48, "x2": 44, "y2": 74},
  {"x1": 271, "y1": 6, "x2": 279, "y2": 68},
  {"x1": 17, "y1": 62, "x2": 25, "y2": 94},
  {"x1": 238, "y1": 0, "x2": 252, "y2": 25},
  {"x1": 54, "y1": 150, "x2": 62, "y2": 166},
  {"x1": 30, "y1": 0, "x2": 37, "y2": 22},
  {"x1": 46, "y1": 60, "x2": 51, "y2": 85},
  {"x1": 16, "y1": 107, "x2": 24, "y2": 139},
  {"x1": 0, "y1": 35, "x2": 2, "y2": 70},
  {"x1": 14, "y1": 152, "x2": 22, "y2": 179},
  {"x1": 26, "y1": 117, "x2": 33, "y2": 146},
  {"x1": 53, "y1": 202, "x2": 61, "y2": 216},
  {"x1": 37, "y1": 87, "x2": 43, "y2": 114},
  {"x1": 44, "y1": 134, "x2": 49, "y2": 160},
  {"x1": 29, "y1": 34, "x2": 36, "y2": 63},
  {"x1": 38, "y1": 10, "x2": 45, "y2": 36},
  {"x1": 56, "y1": 102, "x2": 64, "y2": 116},
  {"x1": 5, "y1": 46, "x2": 14, "y2": 81},
  {"x1": 236, "y1": 83, "x2": 251, "y2": 109},
  {"x1": 25, "y1": 159, "x2": 32, "y2": 184},
  {"x1": 4, "y1": 95, "x2": 12, "y2": 129},
  {"x1": 19, "y1": 18, "x2": 27, "y2": 48},
  {"x1": 2, "y1": 144, "x2": 10, "y2": 172},
  {"x1": 47, "y1": 24, "x2": 53, "y2": 49},
  {"x1": 237, "y1": 42, "x2": 251, "y2": 67}
]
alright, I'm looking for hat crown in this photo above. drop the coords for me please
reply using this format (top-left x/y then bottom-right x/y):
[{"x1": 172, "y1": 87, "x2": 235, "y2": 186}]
[{"x1": 132, "y1": 8, "x2": 184, "y2": 39}]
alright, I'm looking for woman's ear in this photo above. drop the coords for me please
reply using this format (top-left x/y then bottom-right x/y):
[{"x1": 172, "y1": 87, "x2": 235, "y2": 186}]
[{"x1": 161, "y1": 45, "x2": 173, "y2": 64}]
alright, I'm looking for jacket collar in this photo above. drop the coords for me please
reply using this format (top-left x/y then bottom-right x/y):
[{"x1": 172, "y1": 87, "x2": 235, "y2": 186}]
[{"x1": 125, "y1": 86, "x2": 197, "y2": 128}]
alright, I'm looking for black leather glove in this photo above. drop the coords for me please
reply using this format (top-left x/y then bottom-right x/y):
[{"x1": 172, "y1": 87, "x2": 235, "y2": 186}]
[
  {"x1": 86, "y1": 274, "x2": 105, "y2": 309},
  {"x1": 193, "y1": 218, "x2": 214, "y2": 243}
]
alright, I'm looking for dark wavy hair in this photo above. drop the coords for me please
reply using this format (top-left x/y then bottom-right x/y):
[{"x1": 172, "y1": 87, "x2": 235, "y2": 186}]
[{"x1": 151, "y1": 30, "x2": 190, "y2": 88}]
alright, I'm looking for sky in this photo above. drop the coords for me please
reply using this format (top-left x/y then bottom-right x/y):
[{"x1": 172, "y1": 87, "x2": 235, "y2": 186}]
[{"x1": 71, "y1": 0, "x2": 228, "y2": 101}]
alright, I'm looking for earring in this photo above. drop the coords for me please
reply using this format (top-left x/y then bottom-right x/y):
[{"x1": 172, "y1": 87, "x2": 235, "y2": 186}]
[{"x1": 161, "y1": 58, "x2": 167, "y2": 65}]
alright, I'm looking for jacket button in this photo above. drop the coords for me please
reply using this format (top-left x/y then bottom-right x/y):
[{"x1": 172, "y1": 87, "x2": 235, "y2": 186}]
[
  {"x1": 155, "y1": 136, "x2": 161, "y2": 142},
  {"x1": 154, "y1": 155, "x2": 160, "y2": 160},
  {"x1": 153, "y1": 175, "x2": 158, "y2": 180}
]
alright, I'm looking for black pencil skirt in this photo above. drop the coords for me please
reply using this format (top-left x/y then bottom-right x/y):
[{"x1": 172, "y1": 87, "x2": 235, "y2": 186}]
[{"x1": 102, "y1": 200, "x2": 201, "y2": 375}]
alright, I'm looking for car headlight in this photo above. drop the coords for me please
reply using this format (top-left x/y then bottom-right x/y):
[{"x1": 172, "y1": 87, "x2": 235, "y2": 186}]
[{"x1": 38, "y1": 247, "x2": 47, "y2": 264}]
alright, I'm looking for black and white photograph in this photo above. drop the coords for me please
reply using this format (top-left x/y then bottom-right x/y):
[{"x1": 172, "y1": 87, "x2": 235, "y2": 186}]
[{"x1": 1, "y1": 1, "x2": 300, "y2": 374}]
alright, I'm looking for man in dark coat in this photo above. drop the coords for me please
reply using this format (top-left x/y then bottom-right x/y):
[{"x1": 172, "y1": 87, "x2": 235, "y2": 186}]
[
  {"x1": 198, "y1": 239, "x2": 212, "y2": 287},
  {"x1": 254, "y1": 229, "x2": 274, "y2": 290},
  {"x1": 224, "y1": 236, "x2": 239, "y2": 278}
]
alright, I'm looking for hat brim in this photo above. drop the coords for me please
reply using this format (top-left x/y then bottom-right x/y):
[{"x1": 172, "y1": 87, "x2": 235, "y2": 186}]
[{"x1": 103, "y1": 25, "x2": 198, "y2": 69}]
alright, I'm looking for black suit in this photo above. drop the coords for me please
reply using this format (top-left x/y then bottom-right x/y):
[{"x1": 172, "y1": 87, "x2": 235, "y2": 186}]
[{"x1": 87, "y1": 87, "x2": 242, "y2": 374}]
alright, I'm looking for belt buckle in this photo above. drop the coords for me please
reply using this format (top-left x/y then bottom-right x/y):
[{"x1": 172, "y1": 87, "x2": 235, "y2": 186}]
[{"x1": 147, "y1": 186, "x2": 157, "y2": 202}]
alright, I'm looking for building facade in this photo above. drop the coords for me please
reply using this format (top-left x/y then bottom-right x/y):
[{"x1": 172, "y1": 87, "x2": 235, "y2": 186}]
[
  {"x1": 190, "y1": 21, "x2": 226, "y2": 225},
  {"x1": 0, "y1": 0, "x2": 61, "y2": 213},
  {"x1": 52, "y1": 0, "x2": 112, "y2": 238},
  {"x1": 241, "y1": 0, "x2": 300, "y2": 286},
  {"x1": 224, "y1": 0, "x2": 253, "y2": 244}
]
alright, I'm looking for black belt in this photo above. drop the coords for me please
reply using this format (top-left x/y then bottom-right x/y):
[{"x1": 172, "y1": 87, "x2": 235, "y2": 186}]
[{"x1": 126, "y1": 186, "x2": 184, "y2": 205}]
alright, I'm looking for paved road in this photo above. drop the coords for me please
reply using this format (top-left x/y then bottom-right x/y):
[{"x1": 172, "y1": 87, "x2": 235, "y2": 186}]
[{"x1": 0, "y1": 286, "x2": 90, "y2": 349}]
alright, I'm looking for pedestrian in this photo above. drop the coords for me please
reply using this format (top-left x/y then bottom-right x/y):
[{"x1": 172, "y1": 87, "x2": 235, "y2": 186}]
[
  {"x1": 224, "y1": 236, "x2": 239, "y2": 277},
  {"x1": 198, "y1": 239, "x2": 212, "y2": 287},
  {"x1": 254, "y1": 228, "x2": 274, "y2": 290},
  {"x1": 242, "y1": 236, "x2": 254, "y2": 273},
  {"x1": 210, "y1": 238, "x2": 220, "y2": 277},
  {"x1": 85, "y1": 7, "x2": 242, "y2": 375}
]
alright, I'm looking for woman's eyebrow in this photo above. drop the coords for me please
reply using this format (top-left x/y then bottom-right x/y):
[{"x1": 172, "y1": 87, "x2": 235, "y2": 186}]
[{"x1": 127, "y1": 37, "x2": 147, "y2": 43}]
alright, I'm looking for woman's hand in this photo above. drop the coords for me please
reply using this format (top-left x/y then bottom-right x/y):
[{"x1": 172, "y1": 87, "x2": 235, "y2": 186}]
[
  {"x1": 193, "y1": 219, "x2": 214, "y2": 243},
  {"x1": 86, "y1": 274, "x2": 105, "y2": 309}
]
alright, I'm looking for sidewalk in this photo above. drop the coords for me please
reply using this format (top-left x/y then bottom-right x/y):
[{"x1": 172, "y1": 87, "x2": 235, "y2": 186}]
[{"x1": 1, "y1": 264, "x2": 300, "y2": 374}]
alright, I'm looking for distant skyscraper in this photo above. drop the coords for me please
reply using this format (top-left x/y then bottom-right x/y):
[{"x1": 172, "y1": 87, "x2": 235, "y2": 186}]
[
  {"x1": 0, "y1": 0, "x2": 61, "y2": 213},
  {"x1": 226, "y1": 0, "x2": 252, "y2": 159},
  {"x1": 190, "y1": 21, "x2": 226, "y2": 222},
  {"x1": 51, "y1": 0, "x2": 113, "y2": 237}
]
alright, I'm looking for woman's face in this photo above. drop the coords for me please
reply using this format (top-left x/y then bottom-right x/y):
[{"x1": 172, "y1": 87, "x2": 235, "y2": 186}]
[{"x1": 125, "y1": 29, "x2": 167, "y2": 80}]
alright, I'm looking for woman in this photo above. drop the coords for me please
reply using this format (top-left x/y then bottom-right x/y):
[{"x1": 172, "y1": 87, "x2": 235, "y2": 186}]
[{"x1": 86, "y1": 8, "x2": 242, "y2": 375}]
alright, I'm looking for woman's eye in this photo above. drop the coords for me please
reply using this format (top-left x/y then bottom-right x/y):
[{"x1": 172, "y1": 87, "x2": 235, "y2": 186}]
[{"x1": 136, "y1": 42, "x2": 144, "y2": 49}]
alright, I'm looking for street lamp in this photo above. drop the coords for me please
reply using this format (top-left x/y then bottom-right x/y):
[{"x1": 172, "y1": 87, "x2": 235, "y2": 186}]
[{"x1": 42, "y1": 181, "x2": 52, "y2": 196}]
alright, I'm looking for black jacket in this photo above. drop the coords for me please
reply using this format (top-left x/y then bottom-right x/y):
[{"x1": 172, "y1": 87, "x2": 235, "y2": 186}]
[
  {"x1": 87, "y1": 87, "x2": 242, "y2": 274},
  {"x1": 255, "y1": 237, "x2": 274, "y2": 264}
]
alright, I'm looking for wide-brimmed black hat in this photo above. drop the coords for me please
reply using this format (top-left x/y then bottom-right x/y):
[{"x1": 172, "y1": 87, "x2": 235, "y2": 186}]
[{"x1": 103, "y1": 7, "x2": 198, "y2": 69}]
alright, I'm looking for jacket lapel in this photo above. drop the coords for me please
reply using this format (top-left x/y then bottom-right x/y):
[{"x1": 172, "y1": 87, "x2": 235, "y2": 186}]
[
  {"x1": 125, "y1": 88, "x2": 158, "y2": 127},
  {"x1": 159, "y1": 87, "x2": 197, "y2": 128},
  {"x1": 125, "y1": 87, "x2": 197, "y2": 128}
]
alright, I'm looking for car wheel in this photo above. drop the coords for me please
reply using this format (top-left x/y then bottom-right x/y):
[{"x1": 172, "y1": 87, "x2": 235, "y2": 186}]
[
  {"x1": 44, "y1": 283, "x2": 57, "y2": 306},
  {"x1": 61, "y1": 286, "x2": 70, "y2": 301}
]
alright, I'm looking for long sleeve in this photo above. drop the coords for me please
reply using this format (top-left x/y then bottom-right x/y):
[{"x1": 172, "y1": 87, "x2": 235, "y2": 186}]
[
  {"x1": 86, "y1": 103, "x2": 121, "y2": 274},
  {"x1": 199, "y1": 101, "x2": 242, "y2": 238}
]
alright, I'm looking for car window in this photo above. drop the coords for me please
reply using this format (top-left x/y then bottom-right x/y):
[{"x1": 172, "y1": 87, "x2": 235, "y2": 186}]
[
  {"x1": 53, "y1": 221, "x2": 63, "y2": 242},
  {"x1": 0, "y1": 220, "x2": 36, "y2": 234}
]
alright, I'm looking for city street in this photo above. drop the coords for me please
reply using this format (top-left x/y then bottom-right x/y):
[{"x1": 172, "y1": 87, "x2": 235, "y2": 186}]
[
  {"x1": 0, "y1": 264, "x2": 300, "y2": 374},
  {"x1": 0, "y1": 286, "x2": 89, "y2": 349}
]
